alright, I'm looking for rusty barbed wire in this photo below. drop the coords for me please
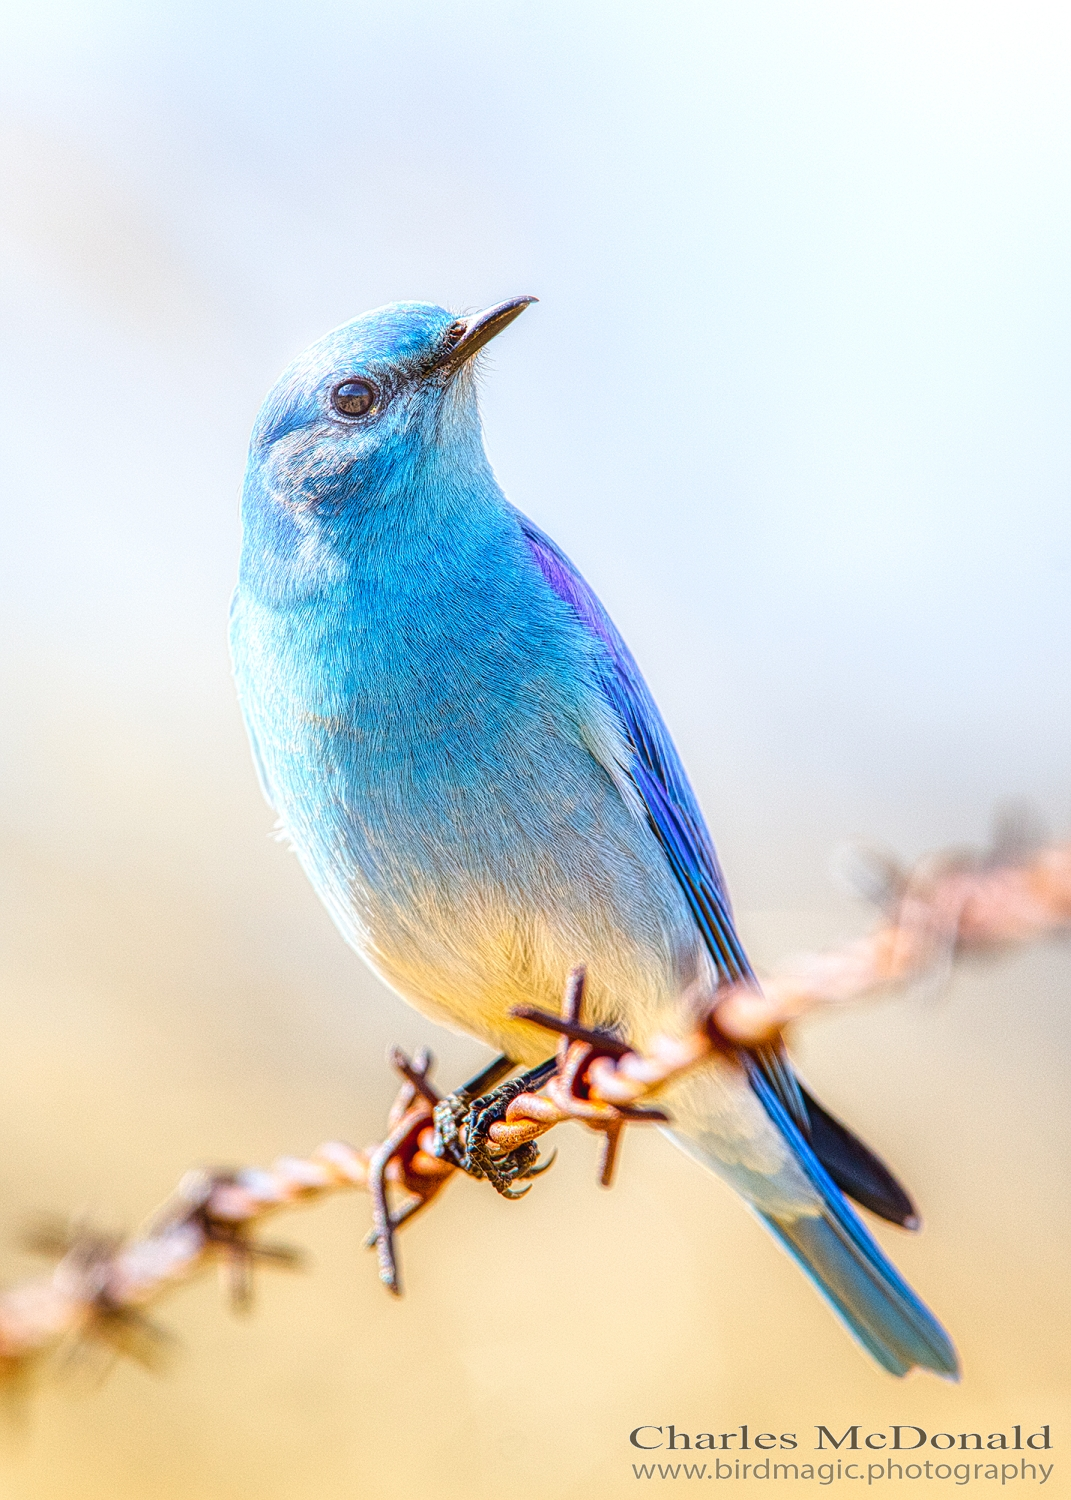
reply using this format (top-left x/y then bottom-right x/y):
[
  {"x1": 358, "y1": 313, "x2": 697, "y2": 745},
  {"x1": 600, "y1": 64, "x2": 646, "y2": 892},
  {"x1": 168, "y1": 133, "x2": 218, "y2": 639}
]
[{"x1": 0, "y1": 822, "x2": 1067, "y2": 1384}]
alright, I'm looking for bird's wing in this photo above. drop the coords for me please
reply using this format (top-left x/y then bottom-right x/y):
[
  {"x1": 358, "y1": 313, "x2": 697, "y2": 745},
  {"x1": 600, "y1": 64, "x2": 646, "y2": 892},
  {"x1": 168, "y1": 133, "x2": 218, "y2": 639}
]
[
  {"x1": 517, "y1": 517, "x2": 921, "y2": 1229},
  {"x1": 518, "y1": 514, "x2": 751, "y2": 982},
  {"x1": 517, "y1": 515, "x2": 815, "y2": 1128}
]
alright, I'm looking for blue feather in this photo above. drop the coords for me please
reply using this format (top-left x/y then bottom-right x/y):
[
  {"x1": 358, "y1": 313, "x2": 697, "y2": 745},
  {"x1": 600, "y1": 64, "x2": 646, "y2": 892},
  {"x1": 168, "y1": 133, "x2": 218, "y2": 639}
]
[{"x1": 747, "y1": 1066, "x2": 959, "y2": 1377}]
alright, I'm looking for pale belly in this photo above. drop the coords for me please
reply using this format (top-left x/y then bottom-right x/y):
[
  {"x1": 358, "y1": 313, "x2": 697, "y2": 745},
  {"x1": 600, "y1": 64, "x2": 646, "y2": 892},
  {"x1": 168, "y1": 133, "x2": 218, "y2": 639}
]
[
  {"x1": 290, "y1": 774, "x2": 712, "y2": 1066},
  {"x1": 338, "y1": 856, "x2": 711, "y2": 1066}
]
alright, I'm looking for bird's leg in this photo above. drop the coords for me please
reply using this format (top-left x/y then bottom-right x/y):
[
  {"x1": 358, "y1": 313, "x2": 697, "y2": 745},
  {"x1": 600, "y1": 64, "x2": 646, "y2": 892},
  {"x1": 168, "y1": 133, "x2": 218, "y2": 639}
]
[
  {"x1": 426, "y1": 1051, "x2": 513, "y2": 1169},
  {"x1": 431, "y1": 1056, "x2": 559, "y2": 1198}
]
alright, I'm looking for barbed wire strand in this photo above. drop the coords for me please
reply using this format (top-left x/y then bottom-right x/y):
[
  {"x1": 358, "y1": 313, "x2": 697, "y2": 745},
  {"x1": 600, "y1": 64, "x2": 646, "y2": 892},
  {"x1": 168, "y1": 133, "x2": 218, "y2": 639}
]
[{"x1": 1, "y1": 827, "x2": 1068, "y2": 1384}]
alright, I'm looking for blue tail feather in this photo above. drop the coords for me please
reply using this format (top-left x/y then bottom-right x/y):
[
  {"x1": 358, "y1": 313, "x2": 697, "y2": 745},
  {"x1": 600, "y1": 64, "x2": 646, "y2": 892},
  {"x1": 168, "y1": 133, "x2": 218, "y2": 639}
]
[
  {"x1": 747, "y1": 1065, "x2": 959, "y2": 1379},
  {"x1": 760, "y1": 1210, "x2": 957, "y2": 1377}
]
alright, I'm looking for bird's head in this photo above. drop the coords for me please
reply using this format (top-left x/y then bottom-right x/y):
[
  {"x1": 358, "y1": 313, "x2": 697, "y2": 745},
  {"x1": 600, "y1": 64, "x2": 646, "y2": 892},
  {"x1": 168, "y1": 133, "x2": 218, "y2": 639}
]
[
  {"x1": 246, "y1": 296, "x2": 534, "y2": 512},
  {"x1": 239, "y1": 297, "x2": 535, "y2": 601}
]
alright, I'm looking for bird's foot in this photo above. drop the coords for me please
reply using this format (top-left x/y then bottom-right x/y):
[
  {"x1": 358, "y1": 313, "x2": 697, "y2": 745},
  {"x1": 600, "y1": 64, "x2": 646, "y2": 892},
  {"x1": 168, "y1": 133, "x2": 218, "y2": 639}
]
[
  {"x1": 431, "y1": 1058, "x2": 558, "y2": 1198},
  {"x1": 363, "y1": 1048, "x2": 555, "y2": 1293}
]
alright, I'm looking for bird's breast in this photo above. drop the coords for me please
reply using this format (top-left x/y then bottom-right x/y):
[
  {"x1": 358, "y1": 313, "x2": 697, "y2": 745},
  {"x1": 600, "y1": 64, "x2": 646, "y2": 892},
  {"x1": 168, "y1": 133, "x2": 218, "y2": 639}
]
[{"x1": 232, "y1": 548, "x2": 705, "y2": 1055}]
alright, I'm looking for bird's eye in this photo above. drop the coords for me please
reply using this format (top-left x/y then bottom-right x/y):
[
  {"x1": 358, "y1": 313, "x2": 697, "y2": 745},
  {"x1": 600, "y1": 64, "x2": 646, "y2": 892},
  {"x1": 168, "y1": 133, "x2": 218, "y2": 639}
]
[{"x1": 331, "y1": 379, "x2": 376, "y2": 418}]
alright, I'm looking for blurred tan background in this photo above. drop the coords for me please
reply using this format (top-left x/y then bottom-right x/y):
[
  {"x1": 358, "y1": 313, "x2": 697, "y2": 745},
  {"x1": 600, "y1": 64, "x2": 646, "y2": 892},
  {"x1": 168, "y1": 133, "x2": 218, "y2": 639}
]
[{"x1": 1, "y1": 2, "x2": 1069, "y2": 1495}]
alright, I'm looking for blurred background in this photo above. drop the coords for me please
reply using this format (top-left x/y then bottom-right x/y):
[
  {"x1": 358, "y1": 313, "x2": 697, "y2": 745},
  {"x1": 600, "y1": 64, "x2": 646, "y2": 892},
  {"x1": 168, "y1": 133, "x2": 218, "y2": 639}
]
[{"x1": 1, "y1": 2, "x2": 1069, "y2": 1495}]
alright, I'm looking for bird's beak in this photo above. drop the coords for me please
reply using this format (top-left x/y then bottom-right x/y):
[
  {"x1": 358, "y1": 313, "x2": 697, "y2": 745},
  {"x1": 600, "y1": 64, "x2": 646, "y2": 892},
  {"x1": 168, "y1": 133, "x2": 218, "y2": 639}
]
[{"x1": 432, "y1": 295, "x2": 537, "y2": 378}]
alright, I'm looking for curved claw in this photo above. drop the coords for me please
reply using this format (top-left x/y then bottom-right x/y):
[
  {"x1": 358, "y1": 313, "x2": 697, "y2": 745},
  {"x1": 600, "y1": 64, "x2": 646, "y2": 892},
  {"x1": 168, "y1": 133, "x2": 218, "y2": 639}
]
[
  {"x1": 524, "y1": 1148, "x2": 557, "y2": 1178},
  {"x1": 497, "y1": 1179, "x2": 534, "y2": 1200}
]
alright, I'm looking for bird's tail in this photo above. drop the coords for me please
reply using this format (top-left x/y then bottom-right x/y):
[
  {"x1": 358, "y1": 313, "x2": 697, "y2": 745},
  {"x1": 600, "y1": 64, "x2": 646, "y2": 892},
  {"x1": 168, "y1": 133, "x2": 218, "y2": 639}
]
[
  {"x1": 667, "y1": 1067, "x2": 959, "y2": 1379},
  {"x1": 758, "y1": 1206, "x2": 958, "y2": 1378}
]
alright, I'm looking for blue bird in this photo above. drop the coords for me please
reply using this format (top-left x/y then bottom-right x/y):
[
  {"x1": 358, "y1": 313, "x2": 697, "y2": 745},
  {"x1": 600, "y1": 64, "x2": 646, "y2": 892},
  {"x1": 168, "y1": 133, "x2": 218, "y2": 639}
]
[{"x1": 230, "y1": 297, "x2": 958, "y2": 1378}]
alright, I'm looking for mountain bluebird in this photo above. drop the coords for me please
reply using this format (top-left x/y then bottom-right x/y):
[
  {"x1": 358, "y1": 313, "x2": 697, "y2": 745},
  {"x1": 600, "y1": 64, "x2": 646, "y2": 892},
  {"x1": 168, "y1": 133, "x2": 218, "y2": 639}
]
[{"x1": 230, "y1": 297, "x2": 958, "y2": 1378}]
